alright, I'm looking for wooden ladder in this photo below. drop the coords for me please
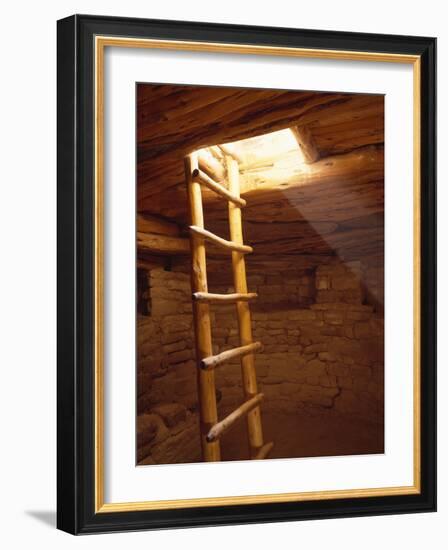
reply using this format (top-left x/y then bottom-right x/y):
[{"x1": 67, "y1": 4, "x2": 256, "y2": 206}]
[{"x1": 185, "y1": 151, "x2": 274, "y2": 462}]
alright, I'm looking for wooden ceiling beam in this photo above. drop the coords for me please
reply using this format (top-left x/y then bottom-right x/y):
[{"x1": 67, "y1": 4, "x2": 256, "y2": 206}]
[
  {"x1": 137, "y1": 213, "x2": 180, "y2": 237},
  {"x1": 290, "y1": 125, "x2": 320, "y2": 164}
]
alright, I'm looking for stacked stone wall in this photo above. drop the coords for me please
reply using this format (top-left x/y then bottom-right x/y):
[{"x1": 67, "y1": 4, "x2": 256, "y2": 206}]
[{"x1": 137, "y1": 260, "x2": 384, "y2": 464}]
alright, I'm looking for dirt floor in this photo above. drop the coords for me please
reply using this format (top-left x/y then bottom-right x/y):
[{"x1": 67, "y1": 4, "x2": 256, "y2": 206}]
[{"x1": 220, "y1": 408, "x2": 384, "y2": 462}]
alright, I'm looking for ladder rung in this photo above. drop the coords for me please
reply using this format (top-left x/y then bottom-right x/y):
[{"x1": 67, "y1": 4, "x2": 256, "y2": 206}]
[
  {"x1": 217, "y1": 143, "x2": 243, "y2": 164},
  {"x1": 201, "y1": 342, "x2": 262, "y2": 370},
  {"x1": 192, "y1": 168, "x2": 246, "y2": 207},
  {"x1": 253, "y1": 441, "x2": 274, "y2": 460},
  {"x1": 189, "y1": 225, "x2": 253, "y2": 254},
  {"x1": 206, "y1": 393, "x2": 264, "y2": 442},
  {"x1": 198, "y1": 154, "x2": 226, "y2": 183},
  {"x1": 193, "y1": 292, "x2": 258, "y2": 303}
]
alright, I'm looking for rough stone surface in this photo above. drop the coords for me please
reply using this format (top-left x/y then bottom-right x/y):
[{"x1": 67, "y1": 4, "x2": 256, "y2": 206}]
[{"x1": 137, "y1": 260, "x2": 384, "y2": 464}]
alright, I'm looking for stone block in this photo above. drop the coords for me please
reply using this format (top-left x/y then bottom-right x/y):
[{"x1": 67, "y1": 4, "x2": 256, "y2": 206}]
[
  {"x1": 316, "y1": 276, "x2": 330, "y2": 290},
  {"x1": 321, "y1": 326, "x2": 346, "y2": 337},
  {"x1": 151, "y1": 299, "x2": 181, "y2": 317},
  {"x1": 151, "y1": 403, "x2": 187, "y2": 427},
  {"x1": 137, "y1": 413, "x2": 167, "y2": 447},
  {"x1": 319, "y1": 374, "x2": 338, "y2": 388},
  {"x1": 268, "y1": 329, "x2": 286, "y2": 336},
  {"x1": 137, "y1": 392, "x2": 154, "y2": 415},
  {"x1": 346, "y1": 260, "x2": 362, "y2": 272},
  {"x1": 162, "y1": 348, "x2": 194, "y2": 366},
  {"x1": 344, "y1": 326, "x2": 355, "y2": 338},
  {"x1": 259, "y1": 284, "x2": 283, "y2": 294},
  {"x1": 267, "y1": 320, "x2": 285, "y2": 329},
  {"x1": 318, "y1": 351, "x2": 337, "y2": 362},
  {"x1": 285, "y1": 284, "x2": 299, "y2": 295},
  {"x1": 263, "y1": 344, "x2": 289, "y2": 353},
  {"x1": 316, "y1": 290, "x2": 339, "y2": 303},
  {"x1": 150, "y1": 419, "x2": 201, "y2": 465},
  {"x1": 305, "y1": 358, "x2": 327, "y2": 377},
  {"x1": 324, "y1": 310, "x2": 346, "y2": 325},
  {"x1": 367, "y1": 381, "x2": 381, "y2": 398},
  {"x1": 247, "y1": 274, "x2": 265, "y2": 285},
  {"x1": 337, "y1": 375, "x2": 353, "y2": 389},
  {"x1": 288, "y1": 310, "x2": 316, "y2": 321},
  {"x1": 212, "y1": 327, "x2": 228, "y2": 338},
  {"x1": 350, "y1": 365, "x2": 372, "y2": 379},
  {"x1": 354, "y1": 322, "x2": 373, "y2": 339},
  {"x1": 306, "y1": 375, "x2": 320, "y2": 386},
  {"x1": 298, "y1": 384, "x2": 339, "y2": 407},
  {"x1": 137, "y1": 373, "x2": 153, "y2": 396},
  {"x1": 260, "y1": 375, "x2": 284, "y2": 385},
  {"x1": 341, "y1": 289, "x2": 364, "y2": 303},
  {"x1": 161, "y1": 315, "x2": 192, "y2": 332},
  {"x1": 299, "y1": 286, "x2": 314, "y2": 298},
  {"x1": 266, "y1": 275, "x2": 283, "y2": 285},
  {"x1": 331, "y1": 275, "x2": 360, "y2": 291},
  {"x1": 327, "y1": 363, "x2": 350, "y2": 377},
  {"x1": 279, "y1": 383, "x2": 302, "y2": 397},
  {"x1": 138, "y1": 340, "x2": 162, "y2": 360},
  {"x1": 311, "y1": 303, "x2": 373, "y2": 312},
  {"x1": 347, "y1": 311, "x2": 371, "y2": 321},
  {"x1": 161, "y1": 330, "x2": 190, "y2": 345},
  {"x1": 162, "y1": 340, "x2": 187, "y2": 355},
  {"x1": 150, "y1": 269, "x2": 187, "y2": 281},
  {"x1": 370, "y1": 318, "x2": 384, "y2": 336},
  {"x1": 138, "y1": 355, "x2": 164, "y2": 376},
  {"x1": 353, "y1": 378, "x2": 369, "y2": 393},
  {"x1": 138, "y1": 455, "x2": 156, "y2": 465},
  {"x1": 173, "y1": 360, "x2": 196, "y2": 378}
]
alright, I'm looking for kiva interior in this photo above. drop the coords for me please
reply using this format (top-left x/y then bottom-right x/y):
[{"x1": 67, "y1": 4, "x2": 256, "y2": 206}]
[{"x1": 136, "y1": 83, "x2": 384, "y2": 465}]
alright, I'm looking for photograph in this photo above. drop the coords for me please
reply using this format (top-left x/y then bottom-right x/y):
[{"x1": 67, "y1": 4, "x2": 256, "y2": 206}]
[
  {"x1": 55, "y1": 13, "x2": 436, "y2": 534},
  {"x1": 136, "y1": 83, "x2": 385, "y2": 465},
  {"x1": 1, "y1": 0, "x2": 443, "y2": 545}
]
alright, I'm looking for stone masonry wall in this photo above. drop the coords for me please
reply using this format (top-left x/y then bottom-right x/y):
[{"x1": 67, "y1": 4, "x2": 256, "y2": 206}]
[
  {"x1": 137, "y1": 269, "x2": 200, "y2": 465},
  {"x1": 211, "y1": 261, "x2": 383, "y2": 423},
  {"x1": 137, "y1": 260, "x2": 384, "y2": 465}
]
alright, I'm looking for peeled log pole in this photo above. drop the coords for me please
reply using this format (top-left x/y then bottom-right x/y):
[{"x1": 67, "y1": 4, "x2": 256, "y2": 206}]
[
  {"x1": 137, "y1": 231, "x2": 190, "y2": 255},
  {"x1": 201, "y1": 341, "x2": 262, "y2": 370},
  {"x1": 137, "y1": 213, "x2": 180, "y2": 236},
  {"x1": 253, "y1": 441, "x2": 274, "y2": 460},
  {"x1": 186, "y1": 153, "x2": 220, "y2": 462},
  {"x1": 139, "y1": 145, "x2": 384, "y2": 219},
  {"x1": 192, "y1": 168, "x2": 246, "y2": 207},
  {"x1": 193, "y1": 292, "x2": 258, "y2": 303},
  {"x1": 198, "y1": 150, "x2": 226, "y2": 182},
  {"x1": 206, "y1": 393, "x2": 265, "y2": 442},
  {"x1": 227, "y1": 156, "x2": 265, "y2": 458},
  {"x1": 291, "y1": 125, "x2": 320, "y2": 163},
  {"x1": 189, "y1": 225, "x2": 253, "y2": 254},
  {"x1": 217, "y1": 143, "x2": 243, "y2": 164}
]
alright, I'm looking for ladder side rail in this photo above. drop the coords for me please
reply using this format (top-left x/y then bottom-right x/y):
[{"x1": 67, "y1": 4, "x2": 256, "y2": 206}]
[
  {"x1": 185, "y1": 153, "x2": 220, "y2": 462},
  {"x1": 226, "y1": 156, "x2": 266, "y2": 459}
]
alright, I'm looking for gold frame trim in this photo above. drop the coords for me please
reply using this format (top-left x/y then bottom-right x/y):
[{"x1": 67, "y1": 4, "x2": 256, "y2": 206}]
[{"x1": 94, "y1": 36, "x2": 421, "y2": 513}]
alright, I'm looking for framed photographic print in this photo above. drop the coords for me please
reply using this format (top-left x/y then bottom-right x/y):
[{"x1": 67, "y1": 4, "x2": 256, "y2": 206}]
[{"x1": 57, "y1": 14, "x2": 436, "y2": 534}]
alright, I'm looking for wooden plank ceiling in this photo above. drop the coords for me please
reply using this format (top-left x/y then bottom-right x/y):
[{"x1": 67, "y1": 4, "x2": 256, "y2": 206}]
[{"x1": 137, "y1": 83, "x2": 384, "y2": 268}]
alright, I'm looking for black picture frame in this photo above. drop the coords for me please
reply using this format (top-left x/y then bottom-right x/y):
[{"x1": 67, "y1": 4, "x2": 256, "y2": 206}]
[{"x1": 57, "y1": 14, "x2": 436, "y2": 534}]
